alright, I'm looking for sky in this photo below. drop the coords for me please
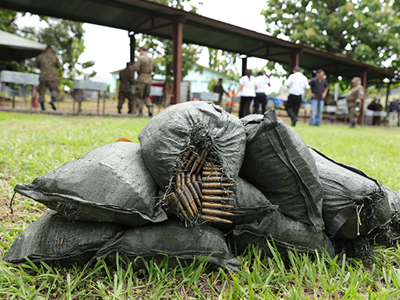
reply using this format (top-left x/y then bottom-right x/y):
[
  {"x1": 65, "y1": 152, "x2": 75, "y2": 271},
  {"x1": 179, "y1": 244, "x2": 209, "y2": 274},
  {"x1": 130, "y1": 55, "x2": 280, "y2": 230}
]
[{"x1": 17, "y1": 0, "x2": 284, "y2": 92}]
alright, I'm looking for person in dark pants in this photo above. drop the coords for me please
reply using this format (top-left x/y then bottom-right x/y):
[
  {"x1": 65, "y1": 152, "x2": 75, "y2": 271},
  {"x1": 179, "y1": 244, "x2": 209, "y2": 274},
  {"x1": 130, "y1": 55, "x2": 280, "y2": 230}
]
[
  {"x1": 285, "y1": 66, "x2": 312, "y2": 126},
  {"x1": 213, "y1": 78, "x2": 228, "y2": 106},
  {"x1": 253, "y1": 71, "x2": 270, "y2": 114},
  {"x1": 117, "y1": 62, "x2": 134, "y2": 114},
  {"x1": 237, "y1": 69, "x2": 256, "y2": 118},
  {"x1": 309, "y1": 69, "x2": 328, "y2": 126}
]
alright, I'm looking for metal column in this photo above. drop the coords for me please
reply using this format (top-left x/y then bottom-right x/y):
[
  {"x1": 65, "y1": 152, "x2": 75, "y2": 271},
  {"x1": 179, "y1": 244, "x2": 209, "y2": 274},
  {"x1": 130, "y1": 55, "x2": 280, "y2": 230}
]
[
  {"x1": 173, "y1": 21, "x2": 183, "y2": 104},
  {"x1": 129, "y1": 32, "x2": 136, "y2": 63},
  {"x1": 359, "y1": 70, "x2": 368, "y2": 125},
  {"x1": 241, "y1": 57, "x2": 247, "y2": 76},
  {"x1": 290, "y1": 53, "x2": 299, "y2": 71}
]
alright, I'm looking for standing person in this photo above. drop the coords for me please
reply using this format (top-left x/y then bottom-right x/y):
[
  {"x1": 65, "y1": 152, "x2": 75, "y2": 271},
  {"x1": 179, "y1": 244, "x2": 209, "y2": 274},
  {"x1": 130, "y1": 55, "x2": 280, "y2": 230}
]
[
  {"x1": 237, "y1": 69, "x2": 256, "y2": 118},
  {"x1": 35, "y1": 45, "x2": 62, "y2": 111},
  {"x1": 213, "y1": 78, "x2": 228, "y2": 106},
  {"x1": 117, "y1": 62, "x2": 135, "y2": 114},
  {"x1": 133, "y1": 46, "x2": 157, "y2": 117},
  {"x1": 346, "y1": 77, "x2": 364, "y2": 128},
  {"x1": 285, "y1": 66, "x2": 313, "y2": 126},
  {"x1": 388, "y1": 99, "x2": 399, "y2": 127},
  {"x1": 373, "y1": 99, "x2": 383, "y2": 126},
  {"x1": 253, "y1": 71, "x2": 270, "y2": 114},
  {"x1": 309, "y1": 69, "x2": 328, "y2": 126}
]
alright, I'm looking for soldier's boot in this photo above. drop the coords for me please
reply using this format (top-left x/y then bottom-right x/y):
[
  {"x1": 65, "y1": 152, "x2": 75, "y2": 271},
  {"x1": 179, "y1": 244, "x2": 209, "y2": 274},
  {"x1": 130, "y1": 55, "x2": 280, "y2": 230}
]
[
  {"x1": 349, "y1": 122, "x2": 356, "y2": 128},
  {"x1": 137, "y1": 110, "x2": 143, "y2": 117},
  {"x1": 118, "y1": 108, "x2": 121, "y2": 114},
  {"x1": 147, "y1": 105, "x2": 153, "y2": 117},
  {"x1": 128, "y1": 108, "x2": 132, "y2": 114},
  {"x1": 49, "y1": 97, "x2": 57, "y2": 111},
  {"x1": 40, "y1": 103, "x2": 45, "y2": 111}
]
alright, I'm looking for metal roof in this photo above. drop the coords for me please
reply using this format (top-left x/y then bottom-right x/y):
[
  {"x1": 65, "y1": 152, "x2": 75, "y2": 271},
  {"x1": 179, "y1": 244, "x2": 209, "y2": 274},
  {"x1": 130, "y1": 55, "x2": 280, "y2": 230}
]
[
  {"x1": 0, "y1": 0, "x2": 395, "y2": 81},
  {"x1": 0, "y1": 30, "x2": 46, "y2": 61}
]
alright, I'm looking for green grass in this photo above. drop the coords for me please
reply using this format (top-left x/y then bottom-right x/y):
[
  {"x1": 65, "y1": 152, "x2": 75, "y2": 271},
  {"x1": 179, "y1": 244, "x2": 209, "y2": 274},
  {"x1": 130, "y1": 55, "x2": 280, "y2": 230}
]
[{"x1": 1, "y1": 111, "x2": 400, "y2": 299}]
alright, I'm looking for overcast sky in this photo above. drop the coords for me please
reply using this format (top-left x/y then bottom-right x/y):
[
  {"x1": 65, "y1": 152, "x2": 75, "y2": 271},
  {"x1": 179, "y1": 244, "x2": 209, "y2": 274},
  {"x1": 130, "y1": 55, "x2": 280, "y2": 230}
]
[{"x1": 17, "y1": 0, "x2": 284, "y2": 92}]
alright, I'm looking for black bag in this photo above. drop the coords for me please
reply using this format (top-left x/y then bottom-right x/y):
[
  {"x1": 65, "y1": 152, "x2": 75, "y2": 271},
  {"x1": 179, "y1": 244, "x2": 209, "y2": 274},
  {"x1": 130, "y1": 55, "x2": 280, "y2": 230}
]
[
  {"x1": 240, "y1": 111, "x2": 324, "y2": 232},
  {"x1": 3, "y1": 210, "x2": 124, "y2": 265},
  {"x1": 139, "y1": 101, "x2": 246, "y2": 190},
  {"x1": 310, "y1": 148, "x2": 399, "y2": 246},
  {"x1": 96, "y1": 220, "x2": 241, "y2": 271},
  {"x1": 14, "y1": 142, "x2": 167, "y2": 227},
  {"x1": 231, "y1": 211, "x2": 334, "y2": 257},
  {"x1": 139, "y1": 101, "x2": 246, "y2": 226}
]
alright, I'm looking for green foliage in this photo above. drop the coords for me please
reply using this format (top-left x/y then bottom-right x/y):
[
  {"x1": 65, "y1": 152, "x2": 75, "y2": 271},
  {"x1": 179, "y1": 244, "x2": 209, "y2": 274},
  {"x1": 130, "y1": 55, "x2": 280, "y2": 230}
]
[
  {"x1": 262, "y1": 0, "x2": 400, "y2": 73},
  {"x1": 208, "y1": 48, "x2": 240, "y2": 81}
]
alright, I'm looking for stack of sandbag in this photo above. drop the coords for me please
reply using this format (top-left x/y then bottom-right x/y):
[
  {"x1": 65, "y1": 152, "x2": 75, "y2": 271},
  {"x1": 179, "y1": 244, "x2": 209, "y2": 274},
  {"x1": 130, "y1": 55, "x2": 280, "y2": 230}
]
[
  {"x1": 5, "y1": 102, "x2": 399, "y2": 269},
  {"x1": 5, "y1": 139, "x2": 240, "y2": 270}
]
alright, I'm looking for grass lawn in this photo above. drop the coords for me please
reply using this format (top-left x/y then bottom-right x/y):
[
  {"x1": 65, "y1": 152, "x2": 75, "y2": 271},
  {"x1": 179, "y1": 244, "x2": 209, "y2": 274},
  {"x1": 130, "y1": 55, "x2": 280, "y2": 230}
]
[{"x1": 1, "y1": 111, "x2": 400, "y2": 299}]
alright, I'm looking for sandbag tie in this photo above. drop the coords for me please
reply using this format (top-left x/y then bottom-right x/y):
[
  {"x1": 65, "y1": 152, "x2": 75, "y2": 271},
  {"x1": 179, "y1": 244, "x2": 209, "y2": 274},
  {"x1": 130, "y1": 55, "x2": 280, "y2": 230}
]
[
  {"x1": 326, "y1": 196, "x2": 368, "y2": 238},
  {"x1": 9, "y1": 191, "x2": 16, "y2": 214},
  {"x1": 356, "y1": 203, "x2": 364, "y2": 236}
]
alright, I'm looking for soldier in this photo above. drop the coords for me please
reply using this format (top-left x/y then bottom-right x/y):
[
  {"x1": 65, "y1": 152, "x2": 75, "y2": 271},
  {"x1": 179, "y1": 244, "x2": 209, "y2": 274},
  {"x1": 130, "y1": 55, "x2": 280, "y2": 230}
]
[
  {"x1": 118, "y1": 62, "x2": 135, "y2": 114},
  {"x1": 133, "y1": 46, "x2": 157, "y2": 117},
  {"x1": 213, "y1": 78, "x2": 227, "y2": 105},
  {"x1": 35, "y1": 45, "x2": 62, "y2": 111},
  {"x1": 346, "y1": 77, "x2": 364, "y2": 128}
]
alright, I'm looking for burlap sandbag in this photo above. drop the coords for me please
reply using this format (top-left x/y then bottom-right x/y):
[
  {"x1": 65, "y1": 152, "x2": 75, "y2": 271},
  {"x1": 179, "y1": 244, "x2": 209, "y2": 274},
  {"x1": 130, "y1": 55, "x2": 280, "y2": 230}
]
[
  {"x1": 96, "y1": 220, "x2": 241, "y2": 271},
  {"x1": 240, "y1": 111, "x2": 324, "y2": 232},
  {"x1": 231, "y1": 212, "x2": 334, "y2": 257},
  {"x1": 3, "y1": 210, "x2": 124, "y2": 265},
  {"x1": 14, "y1": 142, "x2": 167, "y2": 227},
  {"x1": 138, "y1": 101, "x2": 246, "y2": 191},
  {"x1": 310, "y1": 148, "x2": 400, "y2": 246}
]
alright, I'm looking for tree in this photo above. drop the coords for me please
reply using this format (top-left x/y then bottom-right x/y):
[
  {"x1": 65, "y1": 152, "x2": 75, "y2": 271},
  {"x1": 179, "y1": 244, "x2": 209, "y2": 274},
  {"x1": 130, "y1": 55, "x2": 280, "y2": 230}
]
[
  {"x1": 262, "y1": 0, "x2": 400, "y2": 72},
  {"x1": 0, "y1": 11, "x2": 95, "y2": 90}
]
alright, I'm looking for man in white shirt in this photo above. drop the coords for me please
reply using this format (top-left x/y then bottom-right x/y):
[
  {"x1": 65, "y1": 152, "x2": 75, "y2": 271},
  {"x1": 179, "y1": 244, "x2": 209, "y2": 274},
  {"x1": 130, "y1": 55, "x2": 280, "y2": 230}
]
[
  {"x1": 285, "y1": 66, "x2": 313, "y2": 126},
  {"x1": 254, "y1": 71, "x2": 270, "y2": 114}
]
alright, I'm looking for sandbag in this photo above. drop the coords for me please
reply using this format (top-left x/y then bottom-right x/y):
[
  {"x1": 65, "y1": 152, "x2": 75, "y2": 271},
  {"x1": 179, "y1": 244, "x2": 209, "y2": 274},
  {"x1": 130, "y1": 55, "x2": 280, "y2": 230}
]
[
  {"x1": 14, "y1": 142, "x2": 167, "y2": 227},
  {"x1": 231, "y1": 211, "x2": 334, "y2": 257},
  {"x1": 138, "y1": 101, "x2": 246, "y2": 226},
  {"x1": 3, "y1": 210, "x2": 124, "y2": 265},
  {"x1": 239, "y1": 111, "x2": 324, "y2": 232},
  {"x1": 310, "y1": 148, "x2": 400, "y2": 245},
  {"x1": 96, "y1": 220, "x2": 241, "y2": 271}
]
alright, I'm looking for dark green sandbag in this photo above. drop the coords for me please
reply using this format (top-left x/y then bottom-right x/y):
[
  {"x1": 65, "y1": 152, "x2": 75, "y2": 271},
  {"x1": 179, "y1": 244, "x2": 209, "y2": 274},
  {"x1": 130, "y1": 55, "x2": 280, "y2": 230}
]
[
  {"x1": 3, "y1": 210, "x2": 124, "y2": 265},
  {"x1": 240, "y1": 111, "x2": 324, "y2": 232},
  {"x1": 138, "y1": 101, "x2": 246, "y2": 191},
  {"x1": 96, "y1": 220, "x2": 241, "y2": 271},
  {"x1": 310, "y1": 148, "x2": 400, "y2": 246},
  {"x1": 14, "y1": 142, "x2": 167, "y2": 227},
  {"x1": 231, "y1": 211, "x2": 334, "y2": 257}
]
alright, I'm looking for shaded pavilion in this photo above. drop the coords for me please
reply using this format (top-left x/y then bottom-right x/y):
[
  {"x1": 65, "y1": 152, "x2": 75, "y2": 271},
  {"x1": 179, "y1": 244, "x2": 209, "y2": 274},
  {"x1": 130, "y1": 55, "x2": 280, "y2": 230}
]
[{"x1": 0, "y1": 0, "x2": 396, "y2": 120}]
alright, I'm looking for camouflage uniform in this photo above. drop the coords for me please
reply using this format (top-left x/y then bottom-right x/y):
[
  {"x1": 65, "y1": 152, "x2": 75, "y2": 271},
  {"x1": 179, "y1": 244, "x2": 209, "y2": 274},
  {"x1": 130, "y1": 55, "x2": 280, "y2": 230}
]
[
  {"x1": 35, "y1": 50, "x2": 62, "y2": 105},
  {"x1": 346, "y1": 84, "x2": 364, "y2": 125},
  {"x1": 118, "y1": 66, "x2": 135, "y2": 112},
  {"x1": 133, "y1": 53, "x2": 156, "y2": 113}
]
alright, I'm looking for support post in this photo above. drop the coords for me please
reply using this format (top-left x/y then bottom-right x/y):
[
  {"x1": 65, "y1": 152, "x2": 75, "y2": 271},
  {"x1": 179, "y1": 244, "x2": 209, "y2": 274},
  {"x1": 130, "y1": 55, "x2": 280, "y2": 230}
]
[
  {"x1": 359, "y1": 70, "x2": 368, "y2": 125},
  {"x1": 385, "y1": 81, "x2": 390, "y2": 111},
  {"x1": 129, "y1": 32, "x2": 136, "y2": 63},
  {"x1": 290, "y1": 52, "x2": 299, "y2": 71},
  {"x1": 173, "y1": 21, "x2": 183, "y2": 104},
  {"x1": 241, "y1": 57, "x2": 247, "y2": 76}
]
